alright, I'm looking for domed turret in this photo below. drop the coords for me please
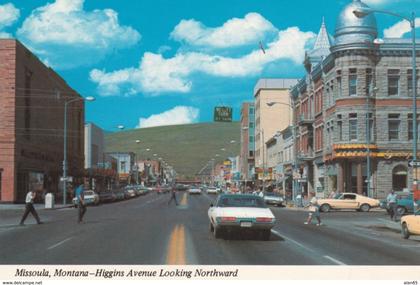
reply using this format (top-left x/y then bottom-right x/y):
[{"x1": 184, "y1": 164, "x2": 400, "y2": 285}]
[{"x1": 334, "y1": 0, "x2": 377, "y2": 49}]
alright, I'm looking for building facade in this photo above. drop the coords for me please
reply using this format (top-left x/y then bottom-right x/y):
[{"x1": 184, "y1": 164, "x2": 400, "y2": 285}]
[
  {"x1": 240, "y1": 102, "x2": 255, "y2": 182},
  {"x1": 84, "y1": 123, "x2": 105, "y2": 169},
  {"x1": 254, "y1": 78, "x2": 298, "y2": 175},
  {"x1": 291, "y1": 0, "x2": 420, "y2": 199},
  {"x1": 107, "y1": 152, "x2": 136, "y2": 184},
  {"x1": 0, "y1": 39, "x2": 84, "y2": 203}
]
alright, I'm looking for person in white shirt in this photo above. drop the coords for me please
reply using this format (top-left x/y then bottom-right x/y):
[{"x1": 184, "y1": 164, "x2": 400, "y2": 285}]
[
  {"x1": 304, "y1": 192, "x2": 322, "y2": 226},
  {"x1": 19, "y1": 190, "x2": 43, "y2": 226},
  {"x1": 386, "y1": 190, "x2": 398, "y2": 221}
]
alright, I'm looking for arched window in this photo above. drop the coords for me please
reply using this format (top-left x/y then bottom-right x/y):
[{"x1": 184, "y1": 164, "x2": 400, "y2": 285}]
[{"x1": 392, "y1": 165, "x2": 408, "y2": 191}]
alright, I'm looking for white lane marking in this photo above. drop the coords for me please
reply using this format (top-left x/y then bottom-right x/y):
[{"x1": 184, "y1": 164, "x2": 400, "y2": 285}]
[
  {"x1": 270, "y1": 229, "x2": 316, "y2": 254},
  {"x1": 323, "y1": 255, "x2": 347, "y2": 265},
  {"x1": 47, "y1": 237, "x2": 73, "y2": 250}
]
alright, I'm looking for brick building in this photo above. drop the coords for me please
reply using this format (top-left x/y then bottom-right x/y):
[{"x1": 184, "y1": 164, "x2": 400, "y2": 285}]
[
  {"x1": 290, "y1": 0, "x2": 420, "y2": 199},
  {"x1": 0, "y1": 39, "x2": 84, "y2": 203},
  {"x1": 240, "y1": 102, "x2": 255, "y2": 182}
]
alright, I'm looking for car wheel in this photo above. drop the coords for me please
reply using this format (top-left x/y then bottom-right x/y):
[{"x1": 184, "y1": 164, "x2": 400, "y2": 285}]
[
  {"x1": 213, "y1": 226, "x2": 224, "y2": 239},
  {"x1": 320, "y1": 204, "x2": 330, "y2": 212},
  {"x1": 360, "y1": 204, "x2": 370, "y2": 212},
  {"x1": 401, "y1": 223, "x2": 410, "y2": 239},
  {"x1": 261, "y1": 229, "x2": 271, "y2": 241},
  {"x1": 396, "y1": 206, "x2": 407, "y2": 216}
]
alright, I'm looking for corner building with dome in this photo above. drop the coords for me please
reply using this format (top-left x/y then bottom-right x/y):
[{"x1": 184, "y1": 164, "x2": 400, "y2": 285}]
[{"x1": 290, "y1": 0, "x2": 420, "y2": 199}]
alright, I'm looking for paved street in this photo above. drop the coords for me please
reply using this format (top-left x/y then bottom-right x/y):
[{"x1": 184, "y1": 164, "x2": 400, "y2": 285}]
[{"x1": 0, "y1": 192, "x2": 419, "y2": 265}]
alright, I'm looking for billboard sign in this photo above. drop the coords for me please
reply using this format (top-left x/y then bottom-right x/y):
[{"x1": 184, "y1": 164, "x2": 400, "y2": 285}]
[{"x1": 214, "y1": 106, "x2": 232, "y2": 122}]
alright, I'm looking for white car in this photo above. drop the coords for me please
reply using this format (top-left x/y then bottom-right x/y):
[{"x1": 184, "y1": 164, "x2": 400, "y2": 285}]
[
  {"x1": 72, "y1": 190, "x2": 99, "y2": 206},
  {"x1": 188, "y1": 188, "x2": 202, "y2": 194},
  {"x1": 208, "y1": 194, "x2": 276, "y2": 240},
  {"x1": 263, "y1": 192, "x2": 284, "y2": 206},
  {"x1": 206, "y1": 187, "x2": 218, "y2": 194}
]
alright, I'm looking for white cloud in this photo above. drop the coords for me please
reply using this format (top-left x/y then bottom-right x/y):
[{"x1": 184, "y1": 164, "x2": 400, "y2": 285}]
[
  {"x1": 383, "y1": 18, "x2": 420, "y2": 38},
  {"x1": 136, "y1": 106, "x2": 200, "y2": 128},
  {"x1": 16, "y1": 0, "x2": 140, "y2": 69},
  {"x1": 90, "y1": 26, "x2": 315, "y2": 95},
  {"x1": 170, "y1": 13, "x2": 276, "y2": 48},
  {"x1": 0, "y1": 3, "x2": 20, "y2": 38},
  {"x1": 0, "y1": 3, "x2": 20, "y2": 29}
]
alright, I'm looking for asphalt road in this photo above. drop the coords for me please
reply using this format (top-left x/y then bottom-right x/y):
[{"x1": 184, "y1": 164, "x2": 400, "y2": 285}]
[{"x1": 1, "y1": 192, "x2": 419, "y2": 265}]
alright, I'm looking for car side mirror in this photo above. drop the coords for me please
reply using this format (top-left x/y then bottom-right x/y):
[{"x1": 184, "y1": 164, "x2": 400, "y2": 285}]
[{"x1": 210, "y1": 203, "x2": 214, "y2": 208}]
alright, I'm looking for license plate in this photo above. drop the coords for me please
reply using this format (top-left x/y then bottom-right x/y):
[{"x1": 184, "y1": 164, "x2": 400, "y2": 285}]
[{"x1": 240, "y1": 222, "x2": 252, "y2": 228}]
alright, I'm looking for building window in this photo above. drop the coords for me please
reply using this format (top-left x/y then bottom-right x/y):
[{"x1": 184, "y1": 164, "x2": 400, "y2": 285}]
[
  {"x1": 337, "y1": 115, "x2": 343, "y2": 141},
  {"x1": 388, "y1": 114, "x2": 400, "y2": 140},
  {"x1": 249, "y1": 151, "x2": 254, "y2": 157},
  {"x1": 249, "y1": 136, "x2": 254, "y2": 143},
  {"x1": 367, "y1": 113, "x2": 374, "y2": 142},
  {"x1": 249, "y1": 122, "x2": 254, "y2": 128},
  {"x1": 366, "y1": 68, "x2": 373, "y2": 96},
  {"x1": 249, "y1": 108, "x2": 254, "y2": 115},
  {"x1": 337, "y1": 70, "x2": 342, "y2": 98},
  {"x1": 120, "y1": 161, "x2": 126, "y2": 173},
  {"x1": 349, "y1": 69, "x2": 357, "y2": 96},
  {"x1": 408, "y1": 114, "x2": 420, "y2": 141},
  {"x1": 349, "y1": 113, "x2": 358, "y2": 141},
  {"x1": 388, "y1": 69, "x2": 400, "y2": 96}
]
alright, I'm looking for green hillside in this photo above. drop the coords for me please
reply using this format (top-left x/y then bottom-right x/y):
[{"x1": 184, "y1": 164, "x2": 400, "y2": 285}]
[{"x1": 105, "y1": 122, "x2": 240, "y2": 177}]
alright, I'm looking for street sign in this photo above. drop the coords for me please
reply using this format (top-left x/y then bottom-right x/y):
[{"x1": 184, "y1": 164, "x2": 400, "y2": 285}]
[
  {"x1": 214, "y1": 106, "x2": 232, "y2": 122},
  {"x1": 409, "y1": 161, "x2": 420, "y2": 167}
]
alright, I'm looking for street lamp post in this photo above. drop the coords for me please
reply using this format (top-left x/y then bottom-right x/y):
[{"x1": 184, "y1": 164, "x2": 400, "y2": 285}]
[
  {"x1": 266, "y1": 101, "x2": 296, "y2": 202},
  {"x1": 353, "y1": 7, "x2": 418, "y2": 191},
  {"x1": 62, "y1": 96, "x2": 95, "y2": 205}
]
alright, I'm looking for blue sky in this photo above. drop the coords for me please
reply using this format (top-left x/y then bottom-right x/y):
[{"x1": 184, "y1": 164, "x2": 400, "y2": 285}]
[{"x1": 1, "y1": 0, "x2": 419, "y2": 131}]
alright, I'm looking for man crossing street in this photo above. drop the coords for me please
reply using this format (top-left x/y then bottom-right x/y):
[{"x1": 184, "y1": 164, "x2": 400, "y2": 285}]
[{"x1": 19, "y1": 190, "x2": 43, "y2": 226}]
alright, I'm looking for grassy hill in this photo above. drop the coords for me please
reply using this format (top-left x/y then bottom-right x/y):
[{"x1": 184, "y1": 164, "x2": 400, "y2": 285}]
[{"x1": 105, "y1": 122, "x2": 240, "y2": 177}]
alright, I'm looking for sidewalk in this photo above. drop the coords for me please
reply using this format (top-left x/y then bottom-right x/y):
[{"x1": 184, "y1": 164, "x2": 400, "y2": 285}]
[{"x1": 0, "y1": 203, "x2": 73, "y2": 211}]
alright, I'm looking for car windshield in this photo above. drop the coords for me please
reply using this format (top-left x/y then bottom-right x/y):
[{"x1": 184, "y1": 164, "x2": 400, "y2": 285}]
[
  {"x1": 217, "y1": 196, "x2": 266, "y2": 208},
  {"x1": 85, "y1": 191, "x2": 94, "y2": 195}
]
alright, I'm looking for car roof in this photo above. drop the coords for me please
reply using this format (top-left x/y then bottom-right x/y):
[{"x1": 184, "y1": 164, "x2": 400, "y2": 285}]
[{"x1": 218, "y1": 194, "x2": 260, "y2": 199}]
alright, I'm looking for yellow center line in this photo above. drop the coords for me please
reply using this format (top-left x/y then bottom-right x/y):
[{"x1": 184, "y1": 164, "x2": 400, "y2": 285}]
[
  {"x1": 166, "y1": 224, "x2": 186, "y2": 265},
  {"x1": 180, "y1": 192, "x2": 188, "y2": 206}
]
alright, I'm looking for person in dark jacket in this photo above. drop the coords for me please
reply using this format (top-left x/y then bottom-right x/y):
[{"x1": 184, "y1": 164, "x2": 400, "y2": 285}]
[{"x1": 168, "y1": 185, "x2": 178, "y2": 206}]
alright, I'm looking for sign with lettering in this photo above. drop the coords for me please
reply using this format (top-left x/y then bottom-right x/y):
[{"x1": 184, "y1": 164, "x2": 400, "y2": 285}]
[{"x1": 214, "y1": 106, "x2": 232, "y2": 122}]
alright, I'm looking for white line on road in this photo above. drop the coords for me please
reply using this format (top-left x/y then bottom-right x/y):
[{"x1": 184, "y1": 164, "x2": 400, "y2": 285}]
[
  {"x1": 271, "y1": 229, "x2": 316, "y2": 254},
  {"x1": 323, "y1": 255, "x2": 347, "y2": 265},
  {"x1": 47, "y1": 237, "x2": 73, "y2": 250}
]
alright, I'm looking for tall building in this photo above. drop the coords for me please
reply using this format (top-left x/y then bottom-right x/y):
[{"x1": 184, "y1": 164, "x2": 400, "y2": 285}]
[
  {"x1": 254, "y1": 78, "x2": 298, "y2": 183},
  {"x1": 0, "y1": 39, "x2": 84, "y2": 203},
  {"x1": 290, "y1": 0, "x2": 420, "y2": 199},
  {"x1": 240, "y1": 102, "x2": 255, "y2": 182},
  {"x1": 84, "y1": 123, "x2": 105, "y2": 169}
]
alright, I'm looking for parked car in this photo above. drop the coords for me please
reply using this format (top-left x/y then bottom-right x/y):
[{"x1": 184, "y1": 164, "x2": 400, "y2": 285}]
[
  {"x1": 208, "y1": 194, "x2": 276, "y2": 240},
  {"x1": 380, "y1": 191, "x2": 415, "y2": 215},
  {"x1": 401, "y1": 210, "x2": 420, "y2": 239},
  {"x1": 206, "y1": 187, "x2": 218, "y2": 194},
  {"x1": 318, "y1": 193, "x2": 380, "y2": 212},
  {"x1": 263, "y1": 192, "x2": 284, "y2": 207},
  {"x1": 188, "y1": 187, "x2": 202, "y2": 194},
  {"x1": 72, "y1": 190, "x2": 100, "y2": 206},
  {"x1": 124, "y1": 187, "x2": 137, "y2": 199},
  {"x1": 98, "y1": 191, "x2": 116, "y2": 203},
  {"x1": 113, "y1": 190, "x2": 126, "y2": 201}
]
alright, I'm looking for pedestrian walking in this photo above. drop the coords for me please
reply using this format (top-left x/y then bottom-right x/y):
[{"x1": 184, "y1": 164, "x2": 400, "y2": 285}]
[
  {"x1": 386, "y1": 189, "x2": 398, "y2": 221},
  {"x1": 75, "y1": 179, "x2": 88, "y2": 223},
  {"x1": 304, "y1": 192, "x2": 322, "y2": 226},
  {"x1": 19, "y1": 190, "x2": 43, "y2": 226},
  {"x1": 168, "y1": 185, "x2": 178, "y2": 206}
]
